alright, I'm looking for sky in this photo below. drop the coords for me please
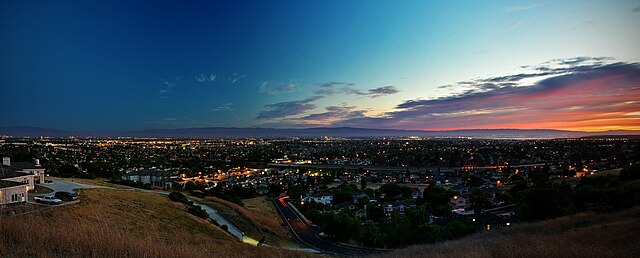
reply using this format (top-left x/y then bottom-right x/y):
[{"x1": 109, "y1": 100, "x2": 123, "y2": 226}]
[{"x1": 1, "y1": 0, "x2": 639, "y2": 132}]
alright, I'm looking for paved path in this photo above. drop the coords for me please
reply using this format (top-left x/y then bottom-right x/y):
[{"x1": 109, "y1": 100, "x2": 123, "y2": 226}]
[{"x1": 36, "y1": 180, "x2": 108, "y2": 195}]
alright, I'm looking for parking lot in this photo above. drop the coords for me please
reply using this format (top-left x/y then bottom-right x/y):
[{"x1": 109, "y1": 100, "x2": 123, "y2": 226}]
[
  {"x1": 28, "y1": 179, "x2": 108, "y2": 204},
  {"x1": 36, "y1": 179, "x2": 106, "y2": 194}
]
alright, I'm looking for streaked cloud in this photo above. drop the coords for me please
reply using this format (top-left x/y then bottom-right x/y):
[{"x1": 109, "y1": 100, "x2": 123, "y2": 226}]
[
  {"x1": 505, "y1": 3, "x2": 543, "y2": 13},
  {"x1": 300, "y1": 105, "x2": 367, "y2": 124},
  {"x1": 229, "y1": 73, "x2": 247, "y2": 84},
  {"x1": 256, "y1": 96, "x2": 322, "y2": 119},
  {"x1": 366, "y1": 86, "x2": 399, "y2": 97},
  {"x1": 332, "y1": 58, "x2": 640, "y2": 132},
  {"x1": 210, "y1": 102, "x2": 234, "y2": 112},
  {"x1": 158, "y1": 77, "x2": 180, "y2": 99},
  {"x1": 195, "y1": 73, "x2": 216, "y2": 82},
  {"x1": 313, "y1": 82, "x2": 399, "y2": 98},
  {"x1": 314, "y1": 82, "x2": 359, "y2": 96},
  {"x1": 258, "y1": 81, "x2": 298, "y2": 94}
]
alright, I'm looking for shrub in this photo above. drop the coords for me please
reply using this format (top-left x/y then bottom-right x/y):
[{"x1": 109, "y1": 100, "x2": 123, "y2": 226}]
[
  {"x1": 620, "y1": 164, "x2": 640, "y2": 181},
  {"x1": 168, "y1": 192, "x2": 189, "y2": 204},
  {"x1": 109, "y1": 179, "x2": 151, "y2": 190},
  {"x1": 187, "y1": 206, "x2": 209, "y2": 219}
]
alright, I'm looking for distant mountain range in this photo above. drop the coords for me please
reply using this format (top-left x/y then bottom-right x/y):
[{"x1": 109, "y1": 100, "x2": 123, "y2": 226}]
[{"x1": 1, "y1": 126, "x2": 639, "y2": 139}]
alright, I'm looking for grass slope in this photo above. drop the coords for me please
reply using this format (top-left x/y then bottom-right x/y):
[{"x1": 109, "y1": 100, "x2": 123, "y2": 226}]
[
  {"x1": 0, "y1": 189, "x2": 308, "y2": 258},
  {"x1": 377, "y1": 207, "x2": 640, "y2": 258},
  {"x1": 200, "y1": 196, "x2": 295, "y2": 247}
]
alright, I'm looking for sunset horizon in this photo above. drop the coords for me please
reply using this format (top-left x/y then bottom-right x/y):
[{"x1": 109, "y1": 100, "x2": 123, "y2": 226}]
[{"x1": 2, "y1": 1, "x2": 640, "y2": 132}]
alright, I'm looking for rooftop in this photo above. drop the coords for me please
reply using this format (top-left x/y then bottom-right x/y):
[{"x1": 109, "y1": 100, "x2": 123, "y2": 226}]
[{"x1": 0, "y1": 180, "x2": 27, "y2": 188}]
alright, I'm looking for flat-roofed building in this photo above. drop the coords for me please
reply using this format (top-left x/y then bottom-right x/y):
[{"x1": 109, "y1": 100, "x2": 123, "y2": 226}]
[
  {"x1": 2, "y1": 157, "x2": 45, "y2": 184},
  {"x1": 0, "y1": 180, "x2": 27, "y2": 205}
]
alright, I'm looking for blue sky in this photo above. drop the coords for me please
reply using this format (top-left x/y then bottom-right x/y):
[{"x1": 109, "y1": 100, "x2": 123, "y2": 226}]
[{"x1": 1, "y1": 0, "x2": 639, "y2": 131}]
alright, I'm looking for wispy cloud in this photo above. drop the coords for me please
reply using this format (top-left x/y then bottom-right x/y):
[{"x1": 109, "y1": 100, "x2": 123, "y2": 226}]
[
  {"x1": 313, "y1": 82, "x2": 359, "y2": 96},
  {"x1": 366, "y1": 86, "x2": 399, "y2": 98},
  {"x1": 332, "y1": 58, "x2": 640, "y2": 131},
  {"x1": 158, "y1": 77, "x2": 180, "y2": 99},
  {"x1": 258, "y1": 81, "x2": 298, "y2": 94},
  {"x1": 505, "y1": 3, "x2": 543, "y2": 13},
  {"x1": 210, "y1": 102, "x2": 234, "y2": 112},
  {"x1": 438, "y1": 57, "x2": 614, "y2": 96},
  {"x1": 229, "y1": 73, "x2": 247, "y2": 84},
  {"x1": 195, "y1": 73, "x2": 216, "y2": 82},
  {"x1": 300, "y1": 105, "x2": 367, "y2": 123},
  {"x1": 312, "y1": 82, "x2": 399, "y2": 98},
  {"x1": 256, "y1": 96, "x2": 323, "y2": 119}
]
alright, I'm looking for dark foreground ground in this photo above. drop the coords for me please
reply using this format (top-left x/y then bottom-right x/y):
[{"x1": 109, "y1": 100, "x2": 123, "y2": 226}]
[{"x1": 372, "y1": 207, "x2": 640, "y2": 258}]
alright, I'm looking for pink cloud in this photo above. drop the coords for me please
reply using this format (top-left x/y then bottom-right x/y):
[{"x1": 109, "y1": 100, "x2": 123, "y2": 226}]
[{"x1": 334, "y1": 59, "x2": 640, "y2": 131}]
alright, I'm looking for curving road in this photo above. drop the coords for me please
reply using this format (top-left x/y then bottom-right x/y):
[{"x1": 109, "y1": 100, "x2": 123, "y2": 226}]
[{"x1": 273, "y1": 197, "x2": 385, "y2": 256}]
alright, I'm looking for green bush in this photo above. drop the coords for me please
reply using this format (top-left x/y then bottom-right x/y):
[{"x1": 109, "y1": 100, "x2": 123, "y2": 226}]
[
  {"x1": 187, "y1": 206, "x2": 209, "y2": 219},
  {"x1": 620, "y1": 164, "x2": 640, "y2": 181},
  {"x1": 168, "y1": 192, "x2": 189, "y2": 204}
]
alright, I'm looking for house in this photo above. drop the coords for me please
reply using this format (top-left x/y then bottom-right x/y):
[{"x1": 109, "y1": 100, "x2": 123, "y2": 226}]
[
  {"x1": 394, "y1": 200, "x2": 416, "y2": 215},
  {"x1": 159, "y1": 177, "x2": 182, "y2": 190},
  {"x1": 450, "y1": 195, "x2": 469, "y2": 209},
  {"x1": 0, "y1": 158, "x2": 34, "y2": 205},
  {"x1": 382, "y1": 204, "x2": 394, "y2": 214},
  {"x1": 0, "y1": 180, "x2": 27, "y2": 205},
  {"x1": 122, "y1": 169, "x2": 178, "y2": 186},
  {"x1": 411, "y1": 188, "x2": 423, "y2": 199},
  {"x1": 303, "y1": 194, "x2": 333, "y2": 205},
  {"x1": 2, "y1": 157, "x2": 45, "y2": 184},
  {"x1": 352, "y1": 192, "x2": 368, "y2": 203},
  {"x1": 1, "y1": 167, "x2": 35, "y2": 191}
]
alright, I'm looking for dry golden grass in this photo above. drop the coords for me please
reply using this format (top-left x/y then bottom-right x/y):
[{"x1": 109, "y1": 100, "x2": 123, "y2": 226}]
[
  {"x1": 244, "y1": 197, "x2": 280, "y2": 219},
  {"x1": 377, "y1": 207, "x2": 640, "y2": 258},
  {"x1": 201, "y1": 196, "x2": 293, "y2": 247},
  {"x1": 0, "y1": 189, "x2": 309, "y2": 258},
  {"x1": 48, "y1": 177, "x2": 127, "y2": 189}
]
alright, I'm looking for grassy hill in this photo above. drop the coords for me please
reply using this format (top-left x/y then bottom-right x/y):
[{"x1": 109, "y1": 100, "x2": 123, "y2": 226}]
[
  {"x1": 199, "y1": 196, "x2": 295, "y2": 248},
  {"x1": 0, "y1": 189, "x2": 308, "y2": 258},
  {"x1": 375, "y1": 206, "x2": 640, "y2": 258}
]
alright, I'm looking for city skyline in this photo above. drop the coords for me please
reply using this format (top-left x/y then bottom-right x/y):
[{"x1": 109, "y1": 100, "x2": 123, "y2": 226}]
[{"x1": 1, "y1": 1, "x2": 640, "y2": 132}]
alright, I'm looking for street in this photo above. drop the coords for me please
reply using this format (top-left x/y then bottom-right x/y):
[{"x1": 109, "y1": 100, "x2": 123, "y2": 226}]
[{"x1": 272, "y1": 197, "x2": 385, "y2": 256}]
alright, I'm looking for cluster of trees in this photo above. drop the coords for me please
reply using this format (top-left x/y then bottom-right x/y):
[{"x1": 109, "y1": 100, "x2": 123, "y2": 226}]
[
  {"x1": 301, "y1": 164, "x2": 640, "y2": 248},
  {"x1": 55, "y1": 164, "x2": 96, "y2": 179},
  {"x1": 168, "y1": 192, "x2": 209, "y2": 219},
  {"x1": 300, "y1": 182, "x2": 473, "y2": 248},
  {"x1": 110, "y1": 179, "x2": 152, "y2": 190},
  {"x1": 306, "y1": 203, "x2": 474, "y2": 248},
  {"x1": 360, "y1": 217, "x2": 474, "y2": 248},
  {"x1": 178, "y1": 182, "x2": 257, "y2": 207},
  {"x1": 512, "y1": 164, "x2": 640, "y2": 222}
]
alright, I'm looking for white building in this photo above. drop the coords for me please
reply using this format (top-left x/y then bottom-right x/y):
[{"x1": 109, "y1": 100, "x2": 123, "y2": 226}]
[
  {"x1": 122, "y1": 169, "x2": 178, "y2": 186},
  {"x1": 303, "y1": 194, "x2": 333, "y2": 205},
  {"x1": 0, "y1": 180, "x2": 27, "y2": 205},
  {"x1": 2, "y1": 157, "x2": 45, "y2": 185}
]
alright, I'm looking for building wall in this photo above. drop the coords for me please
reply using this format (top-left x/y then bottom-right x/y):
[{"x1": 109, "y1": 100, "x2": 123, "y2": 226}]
[
  {"x1": 0, "y1": 185, "x2": 27, "y2": 205},
  {"x1": 21, "y1": 168, "x2": 46, "y2": 183},
  {"x1": 3, "y1": 175, "x2": 35, "y2": 191},
  {"x1": 141, "y1": 175, "x2": 151, "y2": 184}
]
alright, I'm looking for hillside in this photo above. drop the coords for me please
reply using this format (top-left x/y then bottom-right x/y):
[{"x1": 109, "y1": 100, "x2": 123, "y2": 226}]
[
  {"x1": 0, "y1": 189, "x2": 308, "y2": 258},
  {"x1": 376, "y1": 207, "x2": 640, "y2": 258},
  {"x1": 199, "y1": 196, "x2": 295, "y2": 248}
]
